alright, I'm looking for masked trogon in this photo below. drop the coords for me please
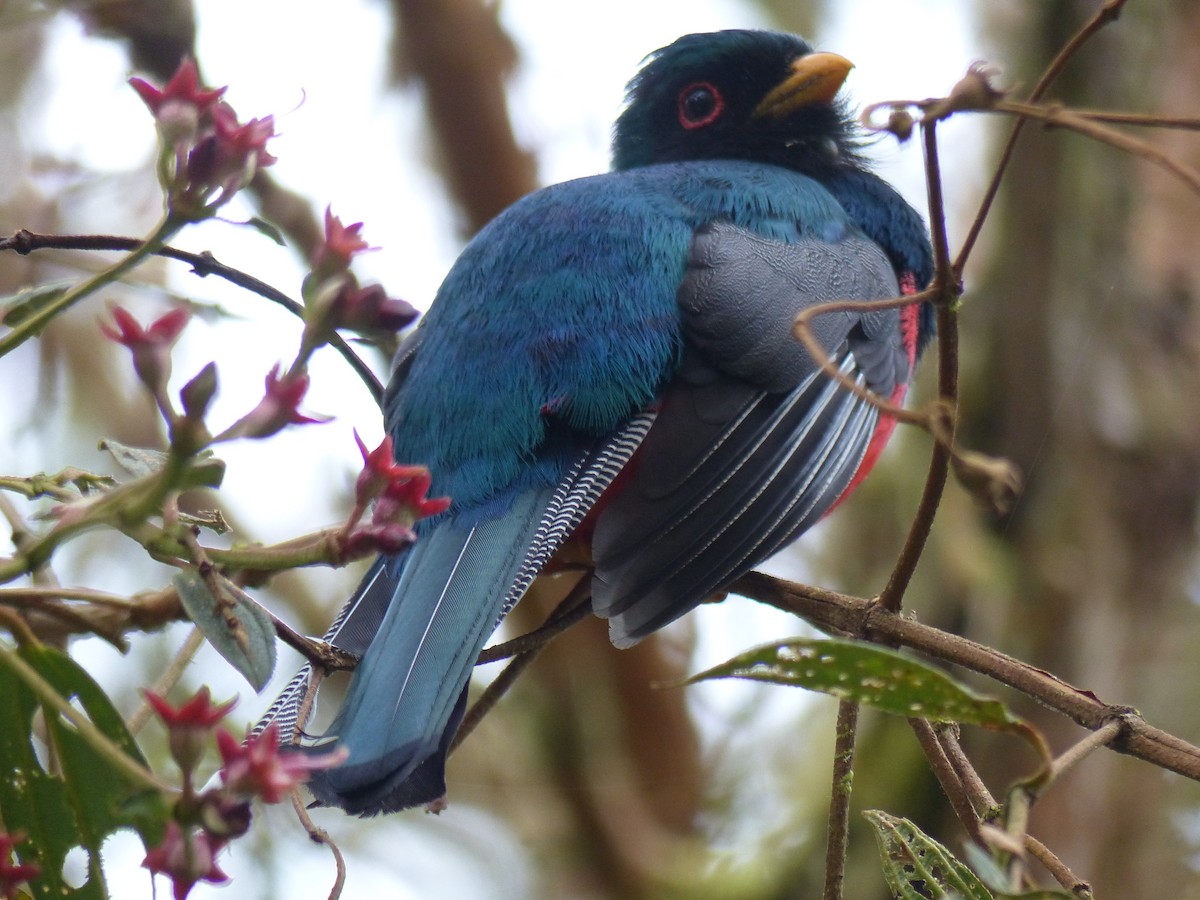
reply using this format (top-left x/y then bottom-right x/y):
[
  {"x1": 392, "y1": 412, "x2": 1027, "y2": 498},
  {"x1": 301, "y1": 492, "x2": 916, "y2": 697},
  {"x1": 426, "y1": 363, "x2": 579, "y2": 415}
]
[{"x1": 261, "y1": 29, "x2": 935, "y2": 815}]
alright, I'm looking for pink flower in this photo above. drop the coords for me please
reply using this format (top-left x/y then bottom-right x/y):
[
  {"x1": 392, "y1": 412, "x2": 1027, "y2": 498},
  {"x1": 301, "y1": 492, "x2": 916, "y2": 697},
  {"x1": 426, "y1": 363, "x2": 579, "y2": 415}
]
[
  {"x1": 101, "y1": 306, "x2": 190, "y2": 395},
  {"x1": 343, "y1": 433, "x2": 449, "y2": 543},
  {"x1": 216, "y1": 723, "x2": 347, "y2": 804},
  {"x1": 215, "y1": 364, "x2": 332, "y2": 441},
  {"x1": 129, "y1": 59, "x2": 226, "y2": 118},
  {"x1": 352, "y1": 432, "x2": 425, "y2": 509},
  {"x1": 143, "y1": 687, "x2": 236, "y2": 729},
  {"x1": 211, "y1": 102, "x2": 277, "y2": 170},
  {"x1": 130, "y1": 60, "x2": 275, "y2": 218},
  {"x1": 0, "y1": 833, "x2": 39, "y2": 900},
  {"x1": 374, "y1": 469, "x2": 452, "y2": 523},
  {"x1": 142, "y1": 822, "x2": 228, "y2": 900},
  {"x1": 177, "y1": 102, "x2": 276, "y2": 215},
  {"x1": 314, "y1": 207, "x2": 373, "y2": 275},
  {"x1": 143, "y1": 687, "x2": 236, "y2": 773},
  {"x1": 331, "y1": 283, "x2": 418, "y2": 335}
]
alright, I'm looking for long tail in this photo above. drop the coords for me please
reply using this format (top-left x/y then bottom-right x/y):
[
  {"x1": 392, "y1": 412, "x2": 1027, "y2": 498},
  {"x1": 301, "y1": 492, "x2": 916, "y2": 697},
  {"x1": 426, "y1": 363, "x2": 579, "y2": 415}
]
[
  {"x1": 252, "y1": 557, "x2": 401, "y2": 742},
  {"x1": 303, "y1": 414, "x2": 656, "y2": 816}
]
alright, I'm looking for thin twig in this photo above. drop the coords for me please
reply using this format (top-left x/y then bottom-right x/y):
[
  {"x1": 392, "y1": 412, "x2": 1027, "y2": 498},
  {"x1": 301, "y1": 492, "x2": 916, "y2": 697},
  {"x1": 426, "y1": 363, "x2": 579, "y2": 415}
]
[
  {"x1": 937, "y1": 721, "x2": 1093, "y2": 896},
  {"x1": 792, "y1": 288, "x2": 939, "y2": 429},
  {"x1": 1048, "y1": 718, "x2": 1126, "y2": 786},
  {"x1": 908, "y1": 718, "x2": 983, "y2": 842},
  {"x1": 730, "y1": 571, "x2": 1200, "y2": 782},
  {"x1": 1026, "y1": 835, "x2": 1093, "y2": 898},
  {"x1": 821, "y1": 699, "x2": 860, "y2": 900},
  {"x1": 292, "y1": 667, "x2": 324, "y2": 743},
  {"x1": 0, "y1": 586, "x2": 136, "y2": 608},
  {"x1": 993, "y1": 100, "x2": 1200, "y2": 197},
  {"x1": 1070, "y1": 109, "x2": 1200, "y2": 129},
  {"x1": 935, "y1": 724, "x2": 998, "y2": 819},
  {"x1": 476, "y1": 583, "x2": 593, "y2": 664},
  {"x1": 290, "y1": 788, "x2": 346, "y2": 900},
  {"x1": 878, "y1": 121, "x2": 957, "y2": 613},
  {"x1": 0, "y1": 229, "x2": 384, "y2": 405},
  {"x1": 953, "y1": 0, "x2": 1128, "y2": 274}
]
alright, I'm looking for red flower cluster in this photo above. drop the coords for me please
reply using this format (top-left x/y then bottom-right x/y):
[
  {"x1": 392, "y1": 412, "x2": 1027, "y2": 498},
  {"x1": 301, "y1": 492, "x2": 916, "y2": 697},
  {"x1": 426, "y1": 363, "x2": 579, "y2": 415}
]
[
  {"x1": 140, "y1": 689, "x2": 344, "y2": 900},
  {"x1": 130, "y1": 58, "x2": 275, "y2": 220},
  {"x1": 342, "y1": 432, "x2": 451, "y2": 557},
  {"x1": 303, "y1": 209, "x2": 417, "y2": 341}
]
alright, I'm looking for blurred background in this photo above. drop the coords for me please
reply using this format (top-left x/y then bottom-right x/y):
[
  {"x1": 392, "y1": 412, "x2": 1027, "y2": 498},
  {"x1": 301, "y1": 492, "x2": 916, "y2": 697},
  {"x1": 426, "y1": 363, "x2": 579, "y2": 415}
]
[{"x1": 1, "y1": 0, "x2": 1199, "y2": 897}]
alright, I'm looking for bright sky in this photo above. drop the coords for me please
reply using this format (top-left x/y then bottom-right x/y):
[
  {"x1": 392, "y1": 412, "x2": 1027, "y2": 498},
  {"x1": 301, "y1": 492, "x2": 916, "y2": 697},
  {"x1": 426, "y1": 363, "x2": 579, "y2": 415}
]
[{"x1": 8, "y1": 1, "x2": 988, "y2": 896}]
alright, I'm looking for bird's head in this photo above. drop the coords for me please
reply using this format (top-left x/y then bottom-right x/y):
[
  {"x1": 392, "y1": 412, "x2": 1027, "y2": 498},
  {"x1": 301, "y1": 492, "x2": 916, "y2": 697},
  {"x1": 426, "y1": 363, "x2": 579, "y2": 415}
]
[{"x1": 612, "y1": 30, "x2": 859, "y2": 178}]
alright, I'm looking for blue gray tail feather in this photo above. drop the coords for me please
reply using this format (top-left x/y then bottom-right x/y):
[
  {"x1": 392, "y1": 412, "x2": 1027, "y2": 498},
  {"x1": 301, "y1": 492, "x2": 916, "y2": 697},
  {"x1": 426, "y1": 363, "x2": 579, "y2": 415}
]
[
  {"x1": 298, "y1": 414, "x2": 655, "y2": 815},
  {"x1": 251, "y1": 557, "x2": 402, "y2": 741}
]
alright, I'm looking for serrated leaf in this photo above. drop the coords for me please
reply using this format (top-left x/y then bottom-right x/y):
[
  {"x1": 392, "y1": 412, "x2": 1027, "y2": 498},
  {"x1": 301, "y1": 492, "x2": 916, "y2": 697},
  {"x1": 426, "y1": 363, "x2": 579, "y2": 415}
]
[
  {"x1": 175, "y1": 570, "x2": 276, "y2": 690},
  {"x1": 687, "y1": 637, "x2": 1022, "y2": 732},
  {"x1": 98, "y1": 439, "x2": 168, "y2": 478},
  {"x1": 244, "y1": 216, "x2": 286, "y2": 246},
  {"x1": 1, "y1": 282, "x2": 70, "y2": 326},
  {"x1": 0, "y1": 644, "x2": 165, "y2": 900},
  {"x1": 865, "y1": 810, "x2": 992, "y2": 900}
]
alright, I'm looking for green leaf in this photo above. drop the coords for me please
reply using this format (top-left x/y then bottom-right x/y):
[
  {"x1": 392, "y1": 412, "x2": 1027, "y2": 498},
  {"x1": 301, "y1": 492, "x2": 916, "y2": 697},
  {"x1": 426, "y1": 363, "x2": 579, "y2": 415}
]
[
  {"x1": 98, "y1": 439, "x2": 225, "y2": 489},
  {"x1": 686, "y1": 637, "x2": 1022, "y2": 731},
  {"x1": 0, "y1": 644, "x2": 166, "y2": 900},
  {"x1": 98, "y1": 439, "x2": 168, "y2": 479},
  {"x1": 1, "y1": 282, "x2": 70, "y2": 326},
  {"x1": 865, "y1": 810, "x2": 992, "y2": 900},
  {"x1": 175, "y1": 570, "x2": 276, "y2": 690},
  {"x1": 244, "y1": 216, "x2": 286, "y2": 246}
]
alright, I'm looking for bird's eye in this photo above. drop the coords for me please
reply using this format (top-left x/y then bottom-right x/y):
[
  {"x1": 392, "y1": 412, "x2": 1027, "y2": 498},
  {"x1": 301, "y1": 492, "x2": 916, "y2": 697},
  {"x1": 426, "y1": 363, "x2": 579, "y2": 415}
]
[{"x1": 677, "y1": 82, "x2": 724, "y2": 130}]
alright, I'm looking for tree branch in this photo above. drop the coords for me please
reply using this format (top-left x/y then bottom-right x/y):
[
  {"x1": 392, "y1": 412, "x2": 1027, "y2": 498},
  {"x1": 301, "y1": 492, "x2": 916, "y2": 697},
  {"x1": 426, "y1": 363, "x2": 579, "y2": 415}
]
[{"x1": 730, "y1": 571, "x2": 1200, "y2": 782}]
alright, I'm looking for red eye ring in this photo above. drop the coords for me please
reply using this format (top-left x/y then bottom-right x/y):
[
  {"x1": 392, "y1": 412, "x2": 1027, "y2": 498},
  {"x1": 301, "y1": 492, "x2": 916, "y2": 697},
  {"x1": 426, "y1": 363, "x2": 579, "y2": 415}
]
[{"x1": 677, "y1": 82, "x2": 724, "y2": 130}]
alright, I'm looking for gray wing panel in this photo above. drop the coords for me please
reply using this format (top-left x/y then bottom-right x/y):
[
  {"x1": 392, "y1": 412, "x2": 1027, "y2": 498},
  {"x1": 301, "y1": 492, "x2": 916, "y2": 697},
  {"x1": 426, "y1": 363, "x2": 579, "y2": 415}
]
[{"x1": 591, "y1": 222, "x2": 903, "y2": 648}]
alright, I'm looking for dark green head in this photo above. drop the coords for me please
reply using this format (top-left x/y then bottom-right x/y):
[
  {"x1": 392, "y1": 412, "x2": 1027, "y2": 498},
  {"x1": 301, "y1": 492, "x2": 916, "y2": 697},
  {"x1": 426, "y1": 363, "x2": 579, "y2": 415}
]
[{"x1": 613, "y1": 30, "x2": 861, "y2": 179}]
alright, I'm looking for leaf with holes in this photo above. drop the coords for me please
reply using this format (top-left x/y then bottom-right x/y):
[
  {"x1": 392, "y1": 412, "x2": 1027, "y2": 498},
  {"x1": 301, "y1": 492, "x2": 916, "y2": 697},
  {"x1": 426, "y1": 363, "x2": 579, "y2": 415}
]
[
  {"x1": 0, "y1": 644, "x2": 165, "y2": 900},
  {"x1": 175, "y1": 570, "x2": 276, "y2": 690},
  {"x1": 686, "y1": 637, "x2": 1022, "y2": 731},
  {"x1": 865, "y1": 810, "x2": 992, "y2": 900}
]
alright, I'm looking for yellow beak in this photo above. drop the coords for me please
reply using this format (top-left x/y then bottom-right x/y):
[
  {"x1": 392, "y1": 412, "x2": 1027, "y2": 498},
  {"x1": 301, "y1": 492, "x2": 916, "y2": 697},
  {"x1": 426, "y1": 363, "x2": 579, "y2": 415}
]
[{"x1": 753, "y1": 52, "x2": 854, "y2": 119}]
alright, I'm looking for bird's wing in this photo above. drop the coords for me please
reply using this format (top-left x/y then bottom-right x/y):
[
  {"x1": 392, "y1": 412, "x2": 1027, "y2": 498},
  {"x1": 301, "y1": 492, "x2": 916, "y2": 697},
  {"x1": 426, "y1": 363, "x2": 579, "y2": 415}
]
[{"x1": 592, "y1": 221, "x2": 907, "y2": 647}]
